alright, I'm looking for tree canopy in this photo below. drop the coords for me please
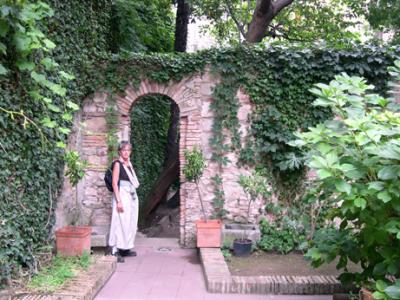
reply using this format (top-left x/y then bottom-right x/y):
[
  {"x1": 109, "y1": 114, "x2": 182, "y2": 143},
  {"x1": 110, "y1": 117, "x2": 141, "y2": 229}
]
[
  {"x1": 111, "y1": 0, "x2": 175, "y2": 53},
  {"x1": 190, "y1": 0, "x2": 376, "y2": 45}
]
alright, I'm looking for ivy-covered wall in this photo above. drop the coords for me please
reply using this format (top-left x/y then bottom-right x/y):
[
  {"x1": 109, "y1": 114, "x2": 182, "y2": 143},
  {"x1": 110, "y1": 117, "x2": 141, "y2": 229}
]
[
  {"x1": 1, "y1": 0, "x2": 400, "y2": 287},
  {"x1": 0, "y1": 0, "x2": 112, "y2": 287}
]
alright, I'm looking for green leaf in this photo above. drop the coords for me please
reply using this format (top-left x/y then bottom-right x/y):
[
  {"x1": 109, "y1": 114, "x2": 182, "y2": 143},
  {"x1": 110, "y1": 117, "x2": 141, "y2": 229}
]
[
  {"x1": 0, "y1": 64, "x2": 7, "y2": 75},
  {"x1": 377, "y1": 280, "x2": 388, "y2": 292},
  {"x1": 66, "y1": 101, "x2": 79, "y2": 111},
  {"x1": 368, "y1": 181, "x2": 385, "y2": 191},
  {"x1": 59, "y1": 71, "x2": 75, "y2": 81},
  {"x1": 47, "y1": 104, "x2": 61, "y2": 113},
  {"x1": 316, "y1": 143, "x2": 332, "y2": 154},
  {"x1": 43, "y1": 39, "x2": 56, "y2": 50},
  {"x1": 335, "y1": 180, "x2": 352, "y2": 194},
  {"x1": 326, "y1": 152, "x2": 338, "y2": 166},
  {"x1": 338, "y1": 164, "x2": 356, "y2": 172},
  {"x1": 13, "y1": 33, "x2": 31, "y2": 52},
  {"x1": 41, "y1": 57, "x2": 59, "y2": 70},
  {"x1": 41, "y1": 117, "x2": 57, "y2": 128},
  {"x1": 16, "y1": 60, "x2": 35, "y2": 71},
  {"x1": 0, "y1": 42, "x2": 6, "y2": 55},
  {"x1": 344, "y1": 169, "x2": 365, "y2": 180},
  {"x1": 372, "y1": 291, "x2": 385, "y2": 300},
  {"x1": 384, "y1": 285, "x2": 400, "y2": 299},
  {"x1": 59, "y1": 127, "x2": 71, "y2": 135},
  {"x1": 0, "y1": 19, "x2": 9, "y2": 37},
  {"x1": 56, "y1": 141, "x2": 66, "y2": 148},
  {"x1": 377, "y1": 191, "x2": 392, "y2": 203},
  {"x1": 354, "y1": 198, "x2": 367, "y2": 209},
  {"x1": 378, "y1": 166, "x2": 400, "y2": 180},
  {"x1": 46, "y1": 82, "x2": 66, "y2": 96},
  {"x1": 62, "y1": 113, "x2": 73, "y2": 121},
  {"x1": 42, "y1": 97, "x2": 52, "y2": 104},
  {"x1": 31, "y1": 71, "x2": 47, "y2": 84},
  {"x1": 388, "y1": 263, "x2": 399, "y2": 275},
  {"x1": 379, "y1": 145, "x2": 400, "y2": 160},
  {"x1": 316, "y1": 169, "x2": 332, "y2": 179}
]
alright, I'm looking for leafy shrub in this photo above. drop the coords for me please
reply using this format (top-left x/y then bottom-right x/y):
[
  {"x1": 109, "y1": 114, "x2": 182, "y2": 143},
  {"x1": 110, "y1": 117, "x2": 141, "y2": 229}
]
[
  {"x1": 292, "y1": 63, "x2": 400, "y2": 293},
  {"x1": 183, "y1": 146, "x2": 206, "y2": 182},
  {"x1": 258, "y1": 218, "x2": 306, "y2": 254}
]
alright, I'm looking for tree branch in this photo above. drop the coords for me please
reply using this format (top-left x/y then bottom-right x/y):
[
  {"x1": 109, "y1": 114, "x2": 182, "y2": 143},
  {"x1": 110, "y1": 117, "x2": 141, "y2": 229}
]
[
  {"x1": 257, "y1": 0, "x2": 273, "y2": 14},
  {"x1": 225, "y1": 0, "x2": 246, "y2": 39},
  {"x1": 273, "y1": 0, "x2": 295, "y2": 15}
]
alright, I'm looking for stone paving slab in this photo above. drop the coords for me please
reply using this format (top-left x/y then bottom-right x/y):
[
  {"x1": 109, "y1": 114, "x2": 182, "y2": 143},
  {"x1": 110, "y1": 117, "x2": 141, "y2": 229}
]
[
  {"x1": 94, "y1": 237, "x2": 332, "y2": 300},
  {"x1": 199, "y1": 248, "x2": 351, "y2": 295},
  {"x1": 1, "y1": 256, "x2": 116, "y2": 300}
]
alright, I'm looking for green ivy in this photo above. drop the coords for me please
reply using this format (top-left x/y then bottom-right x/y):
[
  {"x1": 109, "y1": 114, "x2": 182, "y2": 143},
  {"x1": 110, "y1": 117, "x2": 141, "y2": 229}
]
[
  {"x1": 130, "y1": 95, "x2": 171, "y2": 209},
  {"x1": 0, "y1": 0, "x2": 111, "y2": 287}
]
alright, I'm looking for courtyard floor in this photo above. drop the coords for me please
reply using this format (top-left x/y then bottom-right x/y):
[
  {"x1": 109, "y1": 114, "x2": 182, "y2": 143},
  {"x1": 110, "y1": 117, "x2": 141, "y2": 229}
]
[{"x1": 94, "y1": 237, "x2": 333, "y2": 300}]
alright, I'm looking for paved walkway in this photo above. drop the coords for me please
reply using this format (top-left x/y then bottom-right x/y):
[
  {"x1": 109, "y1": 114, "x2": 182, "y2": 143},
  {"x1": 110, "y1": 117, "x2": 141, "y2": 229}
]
[{"x1": 95, "y1": 237, "x2": 332, "y2": 300}]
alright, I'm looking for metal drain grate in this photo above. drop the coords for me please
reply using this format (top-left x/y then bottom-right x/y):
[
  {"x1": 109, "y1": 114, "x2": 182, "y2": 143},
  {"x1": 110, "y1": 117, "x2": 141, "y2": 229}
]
[{"x1": 156, "y1": 247, "x2": 172, "y2": 252}]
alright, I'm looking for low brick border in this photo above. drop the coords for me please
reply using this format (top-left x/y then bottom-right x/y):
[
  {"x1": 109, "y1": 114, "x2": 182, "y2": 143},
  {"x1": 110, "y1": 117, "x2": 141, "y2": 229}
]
[
  {"x1": 2, "y1": 255, "x2": 116, "y2": 300},
  {"x1": 199, "y1": 248, "x2": 352, "y2": 295}
]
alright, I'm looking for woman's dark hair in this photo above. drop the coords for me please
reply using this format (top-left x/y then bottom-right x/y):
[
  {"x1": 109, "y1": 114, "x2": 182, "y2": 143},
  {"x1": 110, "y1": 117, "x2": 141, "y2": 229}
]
[{"x1": 118, "y1": 140, "x2": 132, "y2": 152}]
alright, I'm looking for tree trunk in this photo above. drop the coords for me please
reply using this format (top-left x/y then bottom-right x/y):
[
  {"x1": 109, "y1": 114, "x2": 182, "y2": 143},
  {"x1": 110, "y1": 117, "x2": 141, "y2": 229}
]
[
  {"x1": 165, "y1": 102, "x2": 179, "y2": 161},
  {"x1": 246, "y1": 0, "x2": 274, "y2": 43},
  {"x1": 109, "y1": 2, "x2": 120, "y2": 53},
  {"x1": 143, "y1": 102, "x2": 180, "y2": 218},
  {"x1": 246, "y1": 0, "x2": 295, "y2": 43},
  {"x1": 142, "y1": 155, "x2": 179, "y2": 217},
  {"x1": 174, "y1": 0, "x2": 190, "y2": 52}
]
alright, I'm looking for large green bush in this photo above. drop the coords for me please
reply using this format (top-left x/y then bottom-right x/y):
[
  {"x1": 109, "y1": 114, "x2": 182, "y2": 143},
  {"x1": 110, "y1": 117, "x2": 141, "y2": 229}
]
[{"x1": 292, "y1": 64, "x2": 400, "y2": 297}]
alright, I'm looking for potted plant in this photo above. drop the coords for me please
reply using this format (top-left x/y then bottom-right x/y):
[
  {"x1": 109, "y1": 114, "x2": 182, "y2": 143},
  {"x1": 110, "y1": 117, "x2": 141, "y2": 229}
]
[
  {"x1": 227, "y1": 172, "x2": 269, "y2": 256},
  {"x1": 55, "y1": 150, "x2": 91, "y2": 256},
  {"x1": 183, "y1": 146, "x2": 221, "y2": 248}
]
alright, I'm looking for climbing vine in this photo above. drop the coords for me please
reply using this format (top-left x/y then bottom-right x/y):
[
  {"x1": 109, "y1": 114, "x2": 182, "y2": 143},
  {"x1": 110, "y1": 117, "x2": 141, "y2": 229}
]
[{"x1": 130, "y1": 95, "x2": 171, "y2": 209}]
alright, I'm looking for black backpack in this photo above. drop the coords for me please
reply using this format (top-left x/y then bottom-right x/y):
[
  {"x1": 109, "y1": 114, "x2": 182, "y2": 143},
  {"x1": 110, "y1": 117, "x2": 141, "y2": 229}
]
[{"x1": 104, "y1": 161, "x2": 120, "y2": 192}]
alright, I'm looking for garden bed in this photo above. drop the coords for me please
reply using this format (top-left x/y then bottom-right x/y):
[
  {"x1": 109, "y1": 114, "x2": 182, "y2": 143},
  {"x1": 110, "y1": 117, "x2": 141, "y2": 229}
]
[{"x1": 227, "y1": 251, "x2": 361, "y2": 277}]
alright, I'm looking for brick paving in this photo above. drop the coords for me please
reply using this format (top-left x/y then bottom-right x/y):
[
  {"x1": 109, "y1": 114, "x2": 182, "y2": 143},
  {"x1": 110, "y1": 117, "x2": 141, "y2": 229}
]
[{"x1": 94, "y1": 237, "x2": 333, "y2": 300}]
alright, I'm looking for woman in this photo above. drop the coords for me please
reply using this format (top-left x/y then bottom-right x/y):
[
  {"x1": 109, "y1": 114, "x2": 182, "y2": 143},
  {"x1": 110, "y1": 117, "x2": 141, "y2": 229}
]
[{"x1": 108, "y1": 141, "x2": 140, "y2": 263}]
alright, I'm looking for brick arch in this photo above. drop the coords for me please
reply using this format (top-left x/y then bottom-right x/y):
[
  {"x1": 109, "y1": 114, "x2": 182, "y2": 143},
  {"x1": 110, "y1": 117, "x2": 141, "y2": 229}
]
[
  {"x1": 55, "y1": 70, "x2": 259, "y2": 248},
  {"x1": 115, "y1": 77, "x2": 204, "y2": 247}
]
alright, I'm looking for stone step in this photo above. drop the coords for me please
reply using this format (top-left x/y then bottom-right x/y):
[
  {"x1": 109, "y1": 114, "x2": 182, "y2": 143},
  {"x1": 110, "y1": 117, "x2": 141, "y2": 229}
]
[{"x1": 90, "y1": 225, "x2": 109, "y2": 247}]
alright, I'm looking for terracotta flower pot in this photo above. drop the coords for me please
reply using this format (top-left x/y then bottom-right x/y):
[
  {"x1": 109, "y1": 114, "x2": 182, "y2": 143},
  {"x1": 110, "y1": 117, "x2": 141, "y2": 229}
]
[
  {"x1": 196, "y1": 219, "x2": 221, "y2": 248},
  {"x1": 55, "y1": 226, "x2": 91, "y2": 256}
]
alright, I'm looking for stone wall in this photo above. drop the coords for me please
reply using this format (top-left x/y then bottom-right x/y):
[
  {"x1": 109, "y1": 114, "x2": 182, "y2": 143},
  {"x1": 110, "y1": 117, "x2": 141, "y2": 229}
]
[{"x1": 55, "y1": 70, "x2": 266, "y2": 247}]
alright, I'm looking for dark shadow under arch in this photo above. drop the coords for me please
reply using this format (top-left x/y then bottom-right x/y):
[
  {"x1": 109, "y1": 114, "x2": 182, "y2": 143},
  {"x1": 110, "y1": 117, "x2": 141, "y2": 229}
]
[{"x1": 129, "y1": 93, "x2": 180, "y2": 237}]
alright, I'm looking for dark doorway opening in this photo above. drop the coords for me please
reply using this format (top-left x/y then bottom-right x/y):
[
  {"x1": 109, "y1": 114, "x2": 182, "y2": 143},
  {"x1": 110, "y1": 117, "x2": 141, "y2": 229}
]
[{"x1": 130, "y1": 94, "x2": 180, "y2": 238}]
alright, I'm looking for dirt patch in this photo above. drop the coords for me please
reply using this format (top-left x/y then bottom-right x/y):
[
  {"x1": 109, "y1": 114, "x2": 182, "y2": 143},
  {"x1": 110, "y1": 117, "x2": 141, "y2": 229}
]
[{"x1": 228, "y1": 251, "x2": 361, "y2": 277}]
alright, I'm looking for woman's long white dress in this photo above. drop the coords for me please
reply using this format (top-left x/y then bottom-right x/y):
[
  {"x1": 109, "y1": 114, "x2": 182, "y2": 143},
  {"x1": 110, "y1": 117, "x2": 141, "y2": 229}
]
[{"x1": 108, "y1": 162, "x2": 140, "y2": 251}]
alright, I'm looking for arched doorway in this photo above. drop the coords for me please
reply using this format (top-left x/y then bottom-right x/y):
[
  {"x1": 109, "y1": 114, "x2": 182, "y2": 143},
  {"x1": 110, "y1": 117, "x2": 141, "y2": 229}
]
[{"x1": 129, "y1": 94, "x2": 180, "y2": 238}]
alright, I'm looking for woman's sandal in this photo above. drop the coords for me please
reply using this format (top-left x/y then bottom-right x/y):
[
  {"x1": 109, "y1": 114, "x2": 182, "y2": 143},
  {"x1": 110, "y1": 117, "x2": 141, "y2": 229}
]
[
  {"x1": 121, "y1": 249, "x2": 137, "y2": 257},
  {"x1": 113, "y1": 252, "x2": 125, "y2": 263}
]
